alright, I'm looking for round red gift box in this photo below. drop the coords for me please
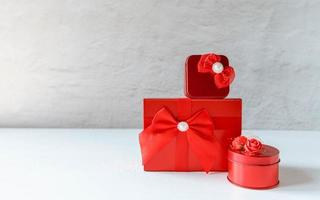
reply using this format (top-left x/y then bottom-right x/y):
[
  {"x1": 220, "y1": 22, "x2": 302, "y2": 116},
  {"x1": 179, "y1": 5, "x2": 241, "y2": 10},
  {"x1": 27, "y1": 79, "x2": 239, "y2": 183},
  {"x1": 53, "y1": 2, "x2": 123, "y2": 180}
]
[{"x1": 227, "y1": 145, "x2": 280, "y2": 189}]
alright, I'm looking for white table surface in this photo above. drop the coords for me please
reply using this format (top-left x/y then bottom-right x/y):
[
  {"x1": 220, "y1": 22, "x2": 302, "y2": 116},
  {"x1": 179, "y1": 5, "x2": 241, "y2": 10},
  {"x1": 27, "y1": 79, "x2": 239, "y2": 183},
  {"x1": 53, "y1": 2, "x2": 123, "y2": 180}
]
[{"x1": 0, "y1": 129, "x2": 319, "y2": 200}]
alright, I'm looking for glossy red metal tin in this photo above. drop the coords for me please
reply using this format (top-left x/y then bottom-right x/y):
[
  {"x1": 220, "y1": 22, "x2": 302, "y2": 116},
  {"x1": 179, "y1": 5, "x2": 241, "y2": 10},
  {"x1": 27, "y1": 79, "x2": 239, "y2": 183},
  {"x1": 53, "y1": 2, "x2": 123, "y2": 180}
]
[
  {"x1": 227, "y1": 145, "x2": 280, "y2": 189},
  {"x1": 185, "y1": 55, "x2": 230, "y2": 99}
]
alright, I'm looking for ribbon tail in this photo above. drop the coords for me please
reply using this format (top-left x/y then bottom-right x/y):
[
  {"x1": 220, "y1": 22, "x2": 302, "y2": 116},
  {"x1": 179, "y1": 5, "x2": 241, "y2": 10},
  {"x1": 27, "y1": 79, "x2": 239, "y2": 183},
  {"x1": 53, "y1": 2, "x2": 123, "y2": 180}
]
[{"x1": 186, "y1": 130, "x2": 220, "y2": 173}]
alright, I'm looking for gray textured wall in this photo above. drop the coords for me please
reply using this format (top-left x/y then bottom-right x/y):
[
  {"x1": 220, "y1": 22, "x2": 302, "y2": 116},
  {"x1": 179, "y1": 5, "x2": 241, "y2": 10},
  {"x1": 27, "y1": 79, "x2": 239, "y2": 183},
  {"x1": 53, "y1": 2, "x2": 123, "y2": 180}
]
[{"x1": 0, "y1": 0, "x2": 319, "y2": 130}]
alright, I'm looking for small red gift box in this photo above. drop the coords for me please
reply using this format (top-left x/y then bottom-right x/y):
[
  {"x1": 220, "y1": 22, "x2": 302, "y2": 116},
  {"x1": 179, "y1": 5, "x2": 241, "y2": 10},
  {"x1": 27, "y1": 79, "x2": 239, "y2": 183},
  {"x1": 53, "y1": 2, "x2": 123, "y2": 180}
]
[
  {"x1": 139, "y1": 98, "x2": 242, "y2": 172},
  {"x1": 185, "y1": 54, "x2": 234, "y2": 99},
  {"x1": 228, "y1": 144, "x2": 280, "y2": 189}
]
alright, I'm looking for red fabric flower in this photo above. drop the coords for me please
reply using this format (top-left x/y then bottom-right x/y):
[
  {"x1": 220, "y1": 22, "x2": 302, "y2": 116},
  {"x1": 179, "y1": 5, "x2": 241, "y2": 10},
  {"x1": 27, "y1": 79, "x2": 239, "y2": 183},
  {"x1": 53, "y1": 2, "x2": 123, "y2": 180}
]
[
  {"x1": 230, "y1": 136, "x2": 247, "y2": 151},
  {"x1": 197, "y1": 53, "x2": 235, "y2": 89},
  {"x1": 230, "y1": 136, "x2": 263, "y2": 156},
  {"x1": 244, "y1": 138, "x2": 262, "y2": 155}
]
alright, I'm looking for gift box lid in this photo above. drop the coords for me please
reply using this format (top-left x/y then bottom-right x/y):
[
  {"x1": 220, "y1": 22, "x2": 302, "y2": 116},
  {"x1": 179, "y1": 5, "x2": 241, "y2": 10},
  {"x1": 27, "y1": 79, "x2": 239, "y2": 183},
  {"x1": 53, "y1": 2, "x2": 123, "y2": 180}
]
[
  {"x1": 228, "y1": 145, "x2": 280, "y2": 166},
  {"x1": 143, "y1": 98, "x2": 242, "y2": 128},
  {"x1": 184, "y1": 54, "x2": 230, "y2": 99}
]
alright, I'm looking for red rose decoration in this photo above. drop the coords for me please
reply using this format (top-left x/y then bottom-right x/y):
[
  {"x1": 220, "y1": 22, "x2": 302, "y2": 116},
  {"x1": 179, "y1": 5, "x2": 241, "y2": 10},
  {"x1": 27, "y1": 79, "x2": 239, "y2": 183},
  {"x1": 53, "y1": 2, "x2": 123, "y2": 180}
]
[
  {"x1": 197, "y1": 53, "x2": 235, "y2": 89},
  {"x1": 244, "y1": 138, "x2": 262, "y2": 155},
  {"x1": 230, "y1": 136, "x2": 263, "y2": 156},
  {"x1": 230, "y1": 136, "x2": 247, "y2": 151}
]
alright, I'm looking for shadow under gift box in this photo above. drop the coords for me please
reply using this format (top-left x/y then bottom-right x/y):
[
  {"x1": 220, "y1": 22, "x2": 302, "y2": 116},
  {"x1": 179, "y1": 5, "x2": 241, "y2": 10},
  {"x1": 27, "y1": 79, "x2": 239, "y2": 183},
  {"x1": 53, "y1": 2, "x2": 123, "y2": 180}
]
[{"x1": 141, "y1": 98, "x2": 242, "y2": 172}]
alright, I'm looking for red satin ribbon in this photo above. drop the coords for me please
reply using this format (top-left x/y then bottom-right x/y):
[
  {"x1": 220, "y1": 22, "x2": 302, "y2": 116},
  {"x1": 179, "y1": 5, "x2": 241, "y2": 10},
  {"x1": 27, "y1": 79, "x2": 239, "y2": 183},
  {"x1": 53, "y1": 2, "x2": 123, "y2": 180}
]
[
  {"x1": 197, "y1": 53, "x2": 235, "y2": 89},
  {"x1": 139, "y1": 107, "x2": 219, "y2": 172}
]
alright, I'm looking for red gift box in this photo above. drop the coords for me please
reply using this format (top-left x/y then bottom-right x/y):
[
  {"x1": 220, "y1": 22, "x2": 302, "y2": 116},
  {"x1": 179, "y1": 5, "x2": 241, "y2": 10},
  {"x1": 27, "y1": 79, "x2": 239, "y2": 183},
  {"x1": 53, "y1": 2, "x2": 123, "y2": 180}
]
[
  {"x1": 228, "y1": 145, "x2": 280, "y2": 189},
  {"x1": 185, "y1": 54, "x2": 231, "y2": 99},
  {"x1": 139, "y1": 98, "x2": 242, "y2": 172}
]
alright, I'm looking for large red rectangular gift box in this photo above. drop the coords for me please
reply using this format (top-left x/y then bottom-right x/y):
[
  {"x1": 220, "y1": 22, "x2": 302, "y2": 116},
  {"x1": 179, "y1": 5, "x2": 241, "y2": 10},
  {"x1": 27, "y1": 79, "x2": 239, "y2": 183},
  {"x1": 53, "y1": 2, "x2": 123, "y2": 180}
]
[{"x1": 140, "y1": 98, "x2": 242, "y2": 172}]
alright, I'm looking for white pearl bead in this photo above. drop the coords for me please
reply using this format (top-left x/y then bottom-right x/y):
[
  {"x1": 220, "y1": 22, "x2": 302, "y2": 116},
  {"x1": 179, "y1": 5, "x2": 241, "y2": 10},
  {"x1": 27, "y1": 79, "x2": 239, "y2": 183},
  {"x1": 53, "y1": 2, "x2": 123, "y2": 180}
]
[
  {"x1": 212, "y1": 62, "x2": 224, "y2": 73},
  {"x1": 177, "y1": 121, "x2": 189, "y2": 132}
]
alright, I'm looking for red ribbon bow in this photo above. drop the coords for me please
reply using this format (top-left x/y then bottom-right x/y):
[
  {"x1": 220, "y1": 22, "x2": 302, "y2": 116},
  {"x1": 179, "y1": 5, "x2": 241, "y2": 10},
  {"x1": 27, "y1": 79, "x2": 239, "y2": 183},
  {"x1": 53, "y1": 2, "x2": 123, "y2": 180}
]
[
  {"x1": 197, "y1": 53, "x2": 235, "y2": 89},
  {"x1": 139, "y1": 107, "x2": 219, "y2": 172}
]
